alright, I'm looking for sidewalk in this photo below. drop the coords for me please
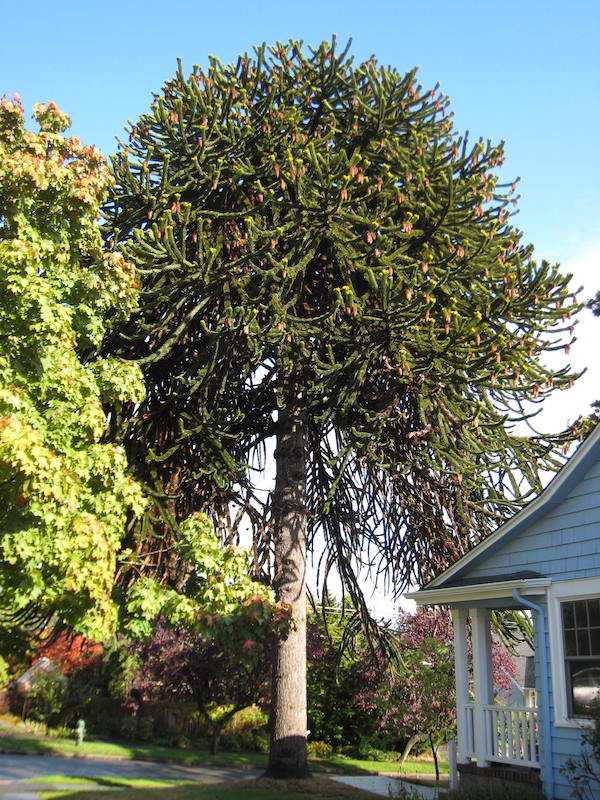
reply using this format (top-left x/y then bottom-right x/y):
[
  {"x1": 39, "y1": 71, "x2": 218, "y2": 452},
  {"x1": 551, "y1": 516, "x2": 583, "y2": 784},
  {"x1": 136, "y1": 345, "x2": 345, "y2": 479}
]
[
  {"x1": 0, "y1": 781, "x2": 106, "y2": 800},
  {"x1": 332, "y1": 774, "x2": 446, "y2": 798}
]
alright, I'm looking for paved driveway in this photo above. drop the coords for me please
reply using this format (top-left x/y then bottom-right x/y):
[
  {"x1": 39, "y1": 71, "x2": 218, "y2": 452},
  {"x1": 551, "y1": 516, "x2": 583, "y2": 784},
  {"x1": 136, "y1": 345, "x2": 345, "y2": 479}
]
[{"x1": 0, "y1": 753, "x2": 261, "y2": 799}]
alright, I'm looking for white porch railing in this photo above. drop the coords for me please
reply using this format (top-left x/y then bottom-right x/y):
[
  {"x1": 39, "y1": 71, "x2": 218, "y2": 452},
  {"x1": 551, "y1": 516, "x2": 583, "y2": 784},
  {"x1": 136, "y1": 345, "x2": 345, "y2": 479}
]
[{"x1": 463, "y1": 703, "x2": 539, "y2": 768}]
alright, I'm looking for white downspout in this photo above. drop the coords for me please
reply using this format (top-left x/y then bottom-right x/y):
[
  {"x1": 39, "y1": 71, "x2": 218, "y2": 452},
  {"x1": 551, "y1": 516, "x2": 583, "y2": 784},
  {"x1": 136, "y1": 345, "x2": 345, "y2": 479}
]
[{"x1": 512, "y1": 589, "x2": 554, "y2": 800}]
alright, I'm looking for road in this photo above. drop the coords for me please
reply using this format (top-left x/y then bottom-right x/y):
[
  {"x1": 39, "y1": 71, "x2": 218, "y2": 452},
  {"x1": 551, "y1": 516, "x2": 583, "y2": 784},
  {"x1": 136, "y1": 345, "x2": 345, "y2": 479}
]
[
  {"x1": 0, "y1": 753, "x2": 444, "y2": 799},
  {"x1": 0, "y1": 753, "x2": 262, "y2": 799}
]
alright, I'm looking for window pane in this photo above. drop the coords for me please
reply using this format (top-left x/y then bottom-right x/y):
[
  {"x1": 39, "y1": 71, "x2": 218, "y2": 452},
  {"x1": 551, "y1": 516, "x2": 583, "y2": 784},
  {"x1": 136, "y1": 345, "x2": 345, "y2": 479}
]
[
  {"x1": 565, "y1": 629, "x2": 577, "y2": 656},
  {"x1": 578, "y1": 629, "x2": 591, "y2": 656},
  {"x1": 563, "y1": 602, "x2": 575, "y2": 629},
  {"x1": 569, "y1": 660, "x2": 600, "y2": 717},
  {"x1": 591, "y1": 628, "x2": 600, "y2": 656},
  {"x1": 589, "y1": 599, "x2": 600, "y2": 628},
  {"x1": 575, "y1": 600, "x2": 589, "y2": 629}
]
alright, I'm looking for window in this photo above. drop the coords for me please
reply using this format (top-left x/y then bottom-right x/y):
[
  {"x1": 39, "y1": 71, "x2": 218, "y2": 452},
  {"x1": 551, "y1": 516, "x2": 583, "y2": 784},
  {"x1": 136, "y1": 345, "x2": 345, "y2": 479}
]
[{"x1": 561, "y1": 598, "x2": 600, "y2": 717}]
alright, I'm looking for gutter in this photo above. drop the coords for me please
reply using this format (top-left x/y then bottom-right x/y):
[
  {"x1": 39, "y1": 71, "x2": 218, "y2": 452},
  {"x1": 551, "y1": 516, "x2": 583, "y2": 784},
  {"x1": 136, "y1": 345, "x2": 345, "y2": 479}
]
[
  {"x1": 408, "y1": 577, "x2": 551, "y2": 606},
  {"x1": 512, "y1": 588, "x2": 554, "y2": 800}
]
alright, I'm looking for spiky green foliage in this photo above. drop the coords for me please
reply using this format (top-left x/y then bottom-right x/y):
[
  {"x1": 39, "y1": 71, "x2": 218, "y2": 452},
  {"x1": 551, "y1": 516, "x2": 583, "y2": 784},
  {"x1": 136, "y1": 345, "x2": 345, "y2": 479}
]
[{"x1": 105, "y1": 38, "x2": 580, "y2": 603}]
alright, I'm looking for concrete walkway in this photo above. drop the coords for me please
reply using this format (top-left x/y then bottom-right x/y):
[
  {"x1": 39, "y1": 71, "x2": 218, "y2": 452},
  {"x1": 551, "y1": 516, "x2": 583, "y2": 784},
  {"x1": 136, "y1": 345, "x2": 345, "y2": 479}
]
[{"x1": 332, "y1": 774, "x2": 446, "y2": 798}]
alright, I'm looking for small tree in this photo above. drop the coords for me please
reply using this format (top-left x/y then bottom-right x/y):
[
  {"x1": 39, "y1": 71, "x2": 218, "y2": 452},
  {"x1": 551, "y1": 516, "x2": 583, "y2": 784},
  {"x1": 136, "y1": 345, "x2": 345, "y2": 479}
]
[
  {"x1": 35, "y1": 631, "x2": 103, "y2": 675},
  {"x1": 25, "y1": 663, "x2": 68, "y2": 734},
  {"x1": 0, "y1": 98, "x2": 145, "y2": 639},
  {"x1": 130, "y1": 618, "x2": 269, "y2": 754},
  {"x1": 0, "y1": 655, "x2": 9, "y2": 689},
  {"x1": 393, "y1": 611, "x2": 460, "y2": 778},
  {"x1": 352, "y1": 608, "x2": 516, "y2": 773}
]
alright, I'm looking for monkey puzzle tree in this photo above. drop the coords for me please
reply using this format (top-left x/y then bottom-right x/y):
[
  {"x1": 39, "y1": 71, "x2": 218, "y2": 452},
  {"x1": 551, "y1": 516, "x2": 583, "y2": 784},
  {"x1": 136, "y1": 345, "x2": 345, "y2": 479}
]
[{"x1": 104, "y1": 39, "x2": 580, "y2": 777}]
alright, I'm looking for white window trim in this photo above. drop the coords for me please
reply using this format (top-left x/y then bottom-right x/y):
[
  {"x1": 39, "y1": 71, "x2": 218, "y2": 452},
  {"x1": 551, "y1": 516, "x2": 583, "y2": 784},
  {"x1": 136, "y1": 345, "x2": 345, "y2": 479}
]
[{"x1": 548, "y1": 577, "x2": 600, "y2": 728}]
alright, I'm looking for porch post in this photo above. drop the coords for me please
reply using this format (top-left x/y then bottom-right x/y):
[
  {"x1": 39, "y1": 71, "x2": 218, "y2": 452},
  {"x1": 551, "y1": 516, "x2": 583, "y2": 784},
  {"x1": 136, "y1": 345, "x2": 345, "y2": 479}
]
[
  {"x1": 451, "y1": 607, "x2": 470, "y2": 764},
  {"x1": 470, "y1": 607, "x2": 493, "y2": 767}
]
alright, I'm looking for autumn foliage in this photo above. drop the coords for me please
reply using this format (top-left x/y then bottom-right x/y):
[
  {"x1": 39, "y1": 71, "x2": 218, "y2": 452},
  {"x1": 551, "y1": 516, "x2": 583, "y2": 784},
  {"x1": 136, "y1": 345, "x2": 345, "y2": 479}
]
[
  {"x1": 0, "y1": 97, "x2": 146, "y2": 638},
  {"x1": 36, "y1": 632, "x2": 103, "y2": 675}
]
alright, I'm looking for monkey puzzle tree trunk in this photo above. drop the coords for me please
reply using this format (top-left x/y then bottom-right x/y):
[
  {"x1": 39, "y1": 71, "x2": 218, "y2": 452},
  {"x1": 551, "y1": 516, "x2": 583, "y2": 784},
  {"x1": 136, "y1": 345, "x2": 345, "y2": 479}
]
[{"x1": 266, "y1": 409, "x2": 309, "y2": 779}]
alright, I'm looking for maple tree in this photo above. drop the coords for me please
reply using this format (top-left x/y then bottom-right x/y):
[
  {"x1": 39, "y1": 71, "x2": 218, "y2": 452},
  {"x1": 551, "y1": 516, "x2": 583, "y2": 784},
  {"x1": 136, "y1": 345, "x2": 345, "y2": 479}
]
[
  {"x1": 103, "y1": 38, "x2": 580, "y2": 776},
  {"x1": 35, "y1": 631, "x2": 102, "y2": 675},
  {"x1": 0, "y1": 98, "x2": 146, "y2": 639}
]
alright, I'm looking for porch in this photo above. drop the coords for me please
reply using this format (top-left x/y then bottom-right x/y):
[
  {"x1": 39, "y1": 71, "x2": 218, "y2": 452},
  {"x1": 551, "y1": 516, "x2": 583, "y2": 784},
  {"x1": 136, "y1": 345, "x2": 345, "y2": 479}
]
[
  {"x1": 463, "y1": 702, "x2": 539, "y2": 767},
  {"x1": 452, "y1": 604, "x2": 543, "y2": 775}
]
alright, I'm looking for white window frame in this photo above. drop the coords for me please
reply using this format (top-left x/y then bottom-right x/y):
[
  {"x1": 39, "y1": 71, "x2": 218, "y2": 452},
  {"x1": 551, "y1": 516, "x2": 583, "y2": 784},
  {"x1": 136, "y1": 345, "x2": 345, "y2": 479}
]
[{"x1": 548, "y1": 577, "x2": 600, "y2": 728}]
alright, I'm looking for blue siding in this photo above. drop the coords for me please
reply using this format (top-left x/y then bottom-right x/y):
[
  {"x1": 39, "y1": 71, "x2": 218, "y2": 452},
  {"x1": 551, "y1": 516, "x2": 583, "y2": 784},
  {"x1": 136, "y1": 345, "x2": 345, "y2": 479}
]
[
  {"x1": 531, "y1": 599, "x2": 593, "y2": 800},
  {"x1": 457, "y1": 461, "x2": 600, "y2": 584},
  {"x1": 553, "y1": 725, "x2": 592, "y2": 800},
  {"x1": 446, "y1": 444, "x2": 600, "y2": 798}
]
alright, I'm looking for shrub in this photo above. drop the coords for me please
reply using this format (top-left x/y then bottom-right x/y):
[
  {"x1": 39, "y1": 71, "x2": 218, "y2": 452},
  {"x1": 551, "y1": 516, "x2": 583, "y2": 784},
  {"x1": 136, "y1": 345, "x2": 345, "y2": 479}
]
[
  {"x1": 560, "y1": 713, "x2": 600, "y2": 800},
  {"x1": 118, "y1": 716, "x2": 137, "y2": 741},
  {"x1": 137, "y1": 716, "x2": 154, "y2": 742},
  {"x1": 307, "y1": 740, "x2": 334, "y2": 758},
  {"x1": 222, "y1": 704, "x2": 268, "y2": 737},
  {"x1": 24, "y1": 666, "x2": 68, "y2": 733}
]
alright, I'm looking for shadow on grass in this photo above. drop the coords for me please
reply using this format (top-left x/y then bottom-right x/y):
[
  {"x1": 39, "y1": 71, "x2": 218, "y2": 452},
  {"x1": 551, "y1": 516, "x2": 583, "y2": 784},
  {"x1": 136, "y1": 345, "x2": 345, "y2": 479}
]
[
  {"x1": 0, "y1": 732, "x2": 446, "y2": 784},
  {"x1": 313, "y1": 758, "x2": 375, "y2": 775},
  {"x1": 0, "y1": 734, "x2": 268, "y2": 768},
  {"x1": 37, "y1": 776, "x2": 390, "y2": 800}
]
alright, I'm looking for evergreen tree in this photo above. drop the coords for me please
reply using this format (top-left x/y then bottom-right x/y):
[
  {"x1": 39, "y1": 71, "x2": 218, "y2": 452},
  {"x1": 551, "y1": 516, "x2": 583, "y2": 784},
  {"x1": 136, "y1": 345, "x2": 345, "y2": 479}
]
[{"x1": 104, "y1": 39, "x2": 581, "y2": 777}]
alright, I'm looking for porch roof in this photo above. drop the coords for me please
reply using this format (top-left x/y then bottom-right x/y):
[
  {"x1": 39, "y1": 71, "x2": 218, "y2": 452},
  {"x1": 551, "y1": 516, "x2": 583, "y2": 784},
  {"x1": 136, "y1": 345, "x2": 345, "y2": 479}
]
[{"x1": 407, "y1": 574, "x2": 551, "y2": 607}]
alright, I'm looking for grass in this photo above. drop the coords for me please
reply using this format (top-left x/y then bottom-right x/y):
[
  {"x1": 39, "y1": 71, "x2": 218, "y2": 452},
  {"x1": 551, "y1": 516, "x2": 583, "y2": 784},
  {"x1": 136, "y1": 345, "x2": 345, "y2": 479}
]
[
  {"x1": 327, "y1": 753, "x2": 444, "y2": 776},
  {"x1": 0, "y1": 729, "x2": 447, "y2": 777},
  {"x1": 39, "y1": 775, "x2": 390, "y2": 800},
  {"x1": 0, "y1": 728, "x2": 267, "y2": 766},
  {"x1": 0, "y1": 735, "x2": 448, "y2": 775},
  {"x1": 0, "y1": 713, "x2": 448, "y2": 798},
  {"x1": 28, "y1": 774, "x2": 197, "y2": 787}
]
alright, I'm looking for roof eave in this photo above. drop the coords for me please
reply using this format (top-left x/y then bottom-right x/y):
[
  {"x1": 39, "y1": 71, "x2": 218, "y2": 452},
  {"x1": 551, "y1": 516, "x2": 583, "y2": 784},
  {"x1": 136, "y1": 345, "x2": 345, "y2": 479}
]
[{"x1": 407, "y1": 577, "x2": 552, "y2": 606}]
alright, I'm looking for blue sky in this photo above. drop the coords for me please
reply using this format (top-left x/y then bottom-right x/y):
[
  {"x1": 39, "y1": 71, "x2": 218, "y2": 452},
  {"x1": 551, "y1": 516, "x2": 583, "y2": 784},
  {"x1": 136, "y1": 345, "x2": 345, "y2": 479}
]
[
  {"x1": 3, "y1": 0, "x2": 598, "y2": 618},
  {"x1": 2, "y1": 0, "x2": 598, "y2": 426}
]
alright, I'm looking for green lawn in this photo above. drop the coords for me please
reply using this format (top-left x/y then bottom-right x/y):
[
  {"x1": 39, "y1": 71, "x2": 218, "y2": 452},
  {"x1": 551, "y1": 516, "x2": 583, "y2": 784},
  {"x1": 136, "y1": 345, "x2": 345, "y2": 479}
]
[
  {"x1": 327, "y1": 753, "x2": 444, "y2": 776},
  {"x1": 0, "y1": 732, "x2": 268, "y2": 766},
  {"x1": 39, "y1": 776, "x2": 392, "y2": 800},
  {"x1": 1, "y1": 716, "x2": 447, "y2": 799},
  {"x1": 29, "y1": 774, "x2": 197, "y2": 787},
  {"x1": 0, "y1": 731, "x2": 447, "y2": 777}
]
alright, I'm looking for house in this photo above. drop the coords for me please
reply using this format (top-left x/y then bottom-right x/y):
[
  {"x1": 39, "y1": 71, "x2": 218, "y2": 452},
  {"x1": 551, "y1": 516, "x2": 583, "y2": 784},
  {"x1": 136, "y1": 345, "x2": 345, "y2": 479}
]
[
  {"x1": 408, "y1": 424, "x2": 600, "y2": 799},
  {"x1": 14, "y1": 657, "x2": 51, "y2": 692}
]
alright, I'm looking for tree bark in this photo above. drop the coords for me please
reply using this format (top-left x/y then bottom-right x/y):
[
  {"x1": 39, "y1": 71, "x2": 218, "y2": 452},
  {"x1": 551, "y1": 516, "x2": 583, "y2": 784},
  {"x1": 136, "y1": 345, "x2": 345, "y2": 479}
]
[
  {"x1": 429, "y1": 733, "x2": 440, "y2": 781},
  {"x1": 265, "y1": 409, "x2": 309, "y2": 778},
  {"x1": 399, "y1": 732, "x2": 427, "y2": 765},
  {"x1": 209, "y1": 724, "x2": 222, "y2": 756}
]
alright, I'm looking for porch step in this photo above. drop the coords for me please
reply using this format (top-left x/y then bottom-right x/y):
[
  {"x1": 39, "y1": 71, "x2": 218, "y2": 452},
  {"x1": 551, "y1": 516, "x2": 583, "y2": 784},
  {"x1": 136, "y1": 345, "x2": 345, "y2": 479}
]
[{"x1": 458, "y1": 761, "x2": 542, "y2": 787}]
